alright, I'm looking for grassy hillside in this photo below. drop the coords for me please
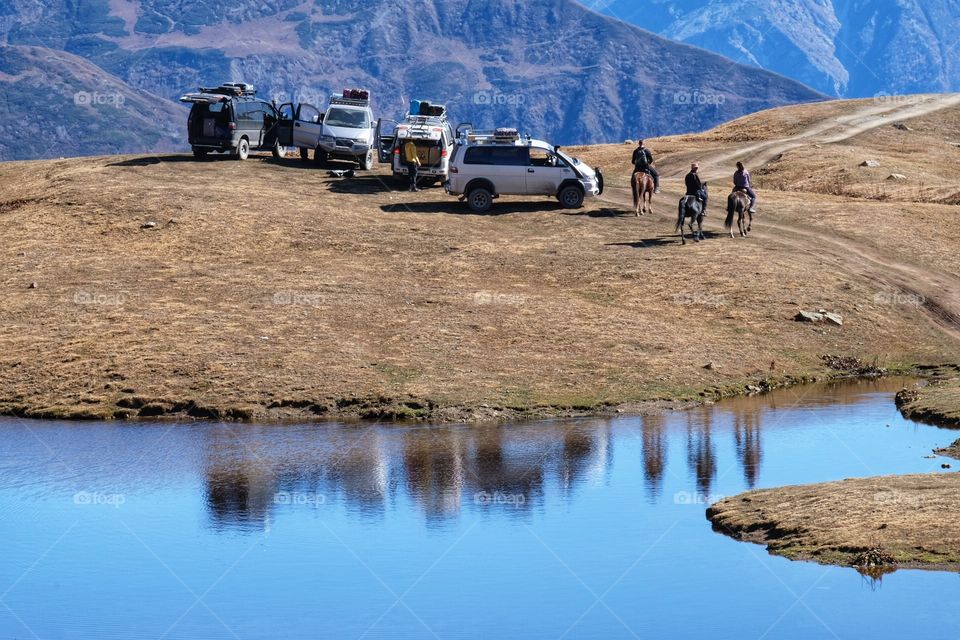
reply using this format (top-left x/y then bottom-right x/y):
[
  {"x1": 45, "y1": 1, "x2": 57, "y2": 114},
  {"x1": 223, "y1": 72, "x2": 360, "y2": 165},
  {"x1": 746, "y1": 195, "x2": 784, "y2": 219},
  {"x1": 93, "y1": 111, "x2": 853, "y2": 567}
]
[{"x1": 1, "y1": 96, "x2": 959, "y2": 422}]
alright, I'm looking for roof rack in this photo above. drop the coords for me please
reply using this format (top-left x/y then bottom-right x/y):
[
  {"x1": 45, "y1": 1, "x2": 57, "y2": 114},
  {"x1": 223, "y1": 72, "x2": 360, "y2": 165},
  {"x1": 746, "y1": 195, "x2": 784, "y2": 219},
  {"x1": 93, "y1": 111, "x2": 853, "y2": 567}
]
[
  {"x1": 196, "y1": 82, "x2": 257, "y2": 97},
  {"x1": 461, "y1": 127, "x2": 526, "y2": 144},
  {"x1": 331, "y1": 88, "x2": 371, "y2": 107}
]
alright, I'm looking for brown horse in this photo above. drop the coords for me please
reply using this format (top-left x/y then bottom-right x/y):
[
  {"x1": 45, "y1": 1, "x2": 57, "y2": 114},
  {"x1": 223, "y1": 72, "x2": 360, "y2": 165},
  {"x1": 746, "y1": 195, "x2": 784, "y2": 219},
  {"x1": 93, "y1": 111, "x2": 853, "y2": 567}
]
[
  {"x1": 631, "y1": 171, "x2": 655, "y2": 216},
  {"x1": 725, "y1": 190, "x2": 752, "y2": 238}
]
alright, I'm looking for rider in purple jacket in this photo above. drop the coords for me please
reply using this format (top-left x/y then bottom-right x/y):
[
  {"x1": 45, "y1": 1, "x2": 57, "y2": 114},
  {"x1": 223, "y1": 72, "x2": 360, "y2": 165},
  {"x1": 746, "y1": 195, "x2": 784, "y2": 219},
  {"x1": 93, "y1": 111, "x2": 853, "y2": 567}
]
[{"x1": 733, "y1": 162, "x2": 757, "y2": 213}]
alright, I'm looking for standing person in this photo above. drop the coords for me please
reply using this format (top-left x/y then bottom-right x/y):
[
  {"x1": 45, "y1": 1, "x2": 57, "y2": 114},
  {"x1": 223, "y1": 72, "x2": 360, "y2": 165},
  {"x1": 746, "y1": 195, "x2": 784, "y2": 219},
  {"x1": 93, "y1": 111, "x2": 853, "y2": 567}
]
[
  {"x1": 685, "y1": 162, "x2": 707, "y2": 212},
  {"x1": 403, "y1": 140, "x2": 421, "y2": 192},
  {"x1": 631, "y1": 139, "x2": 660, "y2": 193},
  {"x1": 733, "y1": 161, "x2": 757, "y2": 213}
]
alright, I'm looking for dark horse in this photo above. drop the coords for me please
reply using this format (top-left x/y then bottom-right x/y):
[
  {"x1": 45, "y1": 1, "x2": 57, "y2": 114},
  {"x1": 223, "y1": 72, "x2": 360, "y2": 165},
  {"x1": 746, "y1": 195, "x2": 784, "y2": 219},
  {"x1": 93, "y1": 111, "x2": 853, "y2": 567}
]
[
  {"x1": 725, "y1": 189, "x2": 752, "y2": 238},
  {"x1": 676, "y1": 183, "x2": 708, "y2": 244}
]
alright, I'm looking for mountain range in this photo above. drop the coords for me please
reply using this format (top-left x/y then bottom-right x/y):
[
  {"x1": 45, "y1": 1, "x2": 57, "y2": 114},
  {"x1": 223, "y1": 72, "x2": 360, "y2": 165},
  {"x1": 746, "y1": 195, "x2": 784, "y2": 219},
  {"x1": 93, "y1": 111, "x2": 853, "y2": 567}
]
[
  {"x1": 586, "y1": 0, "x2": 960, "y2": 98},
  {"x1": 0, "y1": 0, "x2": 823, "y2": 161}
]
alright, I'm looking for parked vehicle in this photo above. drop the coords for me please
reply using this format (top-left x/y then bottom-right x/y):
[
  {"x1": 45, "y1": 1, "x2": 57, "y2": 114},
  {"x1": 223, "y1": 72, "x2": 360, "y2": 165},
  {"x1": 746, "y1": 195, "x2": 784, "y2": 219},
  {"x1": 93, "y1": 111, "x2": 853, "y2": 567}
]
[
  {"x1": 375, "y1": 101, "x2": 455, "y2": 185},
  {"x1": 445, "y1": 127, "x2": 604, "y2": 213},
  {"x1": 277, "y1": 89, "x2": 377, "y2": 169},
  {"x1": 180, "y1": 83, "x2": 284, "y2": 160}
]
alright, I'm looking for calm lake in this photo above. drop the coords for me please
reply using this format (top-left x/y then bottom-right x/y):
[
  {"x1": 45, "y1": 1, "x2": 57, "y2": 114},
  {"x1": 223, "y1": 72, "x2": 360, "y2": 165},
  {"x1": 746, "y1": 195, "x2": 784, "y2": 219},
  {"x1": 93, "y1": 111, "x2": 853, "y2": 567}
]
[{"x1": 2, "y1": 379, "x2": 959, "y2": 639}]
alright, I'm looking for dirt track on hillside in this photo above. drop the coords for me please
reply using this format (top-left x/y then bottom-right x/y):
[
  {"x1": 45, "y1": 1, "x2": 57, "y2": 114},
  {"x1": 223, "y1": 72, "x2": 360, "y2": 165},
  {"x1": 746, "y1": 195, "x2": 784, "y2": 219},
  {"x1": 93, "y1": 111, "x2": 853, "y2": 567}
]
[{"x1": 600, "y1": 94, "x2": 960, "y2": 342}]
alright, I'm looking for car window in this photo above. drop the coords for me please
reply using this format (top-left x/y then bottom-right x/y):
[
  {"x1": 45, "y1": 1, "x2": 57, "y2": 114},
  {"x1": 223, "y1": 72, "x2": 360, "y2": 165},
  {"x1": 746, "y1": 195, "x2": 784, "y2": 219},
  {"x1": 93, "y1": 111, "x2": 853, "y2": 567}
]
[
  {"x1": 278, "y1": 104, "x2": 294, "y2": 120},
  {"x1": 325, "y1": 107, "x2": 370, "y2": 128},
  {"x1": 197, "y1": 102, "x2": 225, "y2": 114},
  {"x1": 463, "y1": 146, "x2": 528, "y2": 166},
  {"x1": 529, "y1": 148, "x2": 566, "y2": 168},
  {"x1": 298, "y1": 104, "x2": 321, "y2": 123}
]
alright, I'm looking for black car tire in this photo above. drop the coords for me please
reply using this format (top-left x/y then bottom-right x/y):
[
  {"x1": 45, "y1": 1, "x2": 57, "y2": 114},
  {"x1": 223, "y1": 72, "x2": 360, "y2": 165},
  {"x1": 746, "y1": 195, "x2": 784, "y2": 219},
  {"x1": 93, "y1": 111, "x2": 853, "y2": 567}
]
[
  {"x1": 558, "y1": 185, "x2": 584, "y2": 209},
  {"x1": 467, "y1": 187, "x2": 494, "y2": 213}
]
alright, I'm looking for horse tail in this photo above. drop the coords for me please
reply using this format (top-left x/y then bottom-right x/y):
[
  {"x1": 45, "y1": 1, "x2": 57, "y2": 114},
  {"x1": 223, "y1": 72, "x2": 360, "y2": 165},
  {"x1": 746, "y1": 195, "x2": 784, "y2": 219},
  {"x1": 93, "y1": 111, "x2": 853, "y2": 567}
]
[
  {"x1": 631, "y1": 172, "x2": 639, "y2": 208},
  {"x1": 724, "y1": 194, "x2": 736, "y2": 231},
  {"x1": 676, "y1": 197, "x2": 686, "y2": 232}
]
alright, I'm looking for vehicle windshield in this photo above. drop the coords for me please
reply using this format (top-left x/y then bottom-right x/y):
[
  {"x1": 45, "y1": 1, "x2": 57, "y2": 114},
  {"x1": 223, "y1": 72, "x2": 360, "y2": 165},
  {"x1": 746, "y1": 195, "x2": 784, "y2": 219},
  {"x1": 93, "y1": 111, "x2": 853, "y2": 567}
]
[
  {"x1": 325, "y1": 107, "x2": 370, "y2": 129},
  {"x1": 555, "y1": 148, "x2": 581, "y2": 167}
]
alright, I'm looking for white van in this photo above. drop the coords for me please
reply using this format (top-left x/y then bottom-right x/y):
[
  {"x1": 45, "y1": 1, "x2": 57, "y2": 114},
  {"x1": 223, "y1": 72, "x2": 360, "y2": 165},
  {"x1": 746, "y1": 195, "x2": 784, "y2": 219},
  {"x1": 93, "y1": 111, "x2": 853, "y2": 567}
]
[
  {"x1": 375, "y1": 102, "x2": 455, "y2": 186},
  {"x1": 444, "y1": 127, "x2": 604, "y2": 213}
]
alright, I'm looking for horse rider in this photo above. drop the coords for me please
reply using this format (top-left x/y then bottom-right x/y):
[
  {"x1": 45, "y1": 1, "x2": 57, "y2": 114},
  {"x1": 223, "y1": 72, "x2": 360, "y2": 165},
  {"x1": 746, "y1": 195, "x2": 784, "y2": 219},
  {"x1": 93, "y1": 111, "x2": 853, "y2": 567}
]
[
  {"x1": 632, "y1": 139, "x2": 660, "y2": 193},
  {"x1": 685, "y1": 162, "x2": 707, "y2": 211},
  {"x1": 733, "y1": 161, "x2": 757, "y2": 213}
]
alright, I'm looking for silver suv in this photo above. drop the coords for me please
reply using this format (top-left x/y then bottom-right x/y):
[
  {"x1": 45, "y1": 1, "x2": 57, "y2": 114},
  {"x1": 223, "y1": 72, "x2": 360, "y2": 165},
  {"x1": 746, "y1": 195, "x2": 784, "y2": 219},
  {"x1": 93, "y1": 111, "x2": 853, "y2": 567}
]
[
  {"x1": 445, "y1": 128, "x2": 603, "y2": 213},
  {"x1": 276, "y1": 90, "x2": 377, "y2": 169}
]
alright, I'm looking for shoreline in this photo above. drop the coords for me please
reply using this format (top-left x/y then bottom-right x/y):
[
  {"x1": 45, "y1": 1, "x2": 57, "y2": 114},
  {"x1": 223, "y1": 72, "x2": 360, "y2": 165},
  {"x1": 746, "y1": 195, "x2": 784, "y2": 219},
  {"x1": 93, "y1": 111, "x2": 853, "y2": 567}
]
[
  {"x1": 0, "y1": 366, "x2": 910, "y2": 425},
  {"x1": 707, "y1": 473, "x2": 960, "y2": 575}
]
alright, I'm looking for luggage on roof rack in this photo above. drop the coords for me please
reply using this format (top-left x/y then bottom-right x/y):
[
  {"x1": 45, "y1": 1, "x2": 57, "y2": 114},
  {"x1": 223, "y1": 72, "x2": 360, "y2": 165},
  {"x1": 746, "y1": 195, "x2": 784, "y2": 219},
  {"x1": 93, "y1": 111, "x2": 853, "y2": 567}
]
[
  {"x1": 342, "y1": 88, "x2": 370, "y2": 100},
  {"x1": 331, "y1": 88, "x2": 371, "y2": 107},
  {"x1": 494, "y1": 127, "x2": 520, "y2": 141}
]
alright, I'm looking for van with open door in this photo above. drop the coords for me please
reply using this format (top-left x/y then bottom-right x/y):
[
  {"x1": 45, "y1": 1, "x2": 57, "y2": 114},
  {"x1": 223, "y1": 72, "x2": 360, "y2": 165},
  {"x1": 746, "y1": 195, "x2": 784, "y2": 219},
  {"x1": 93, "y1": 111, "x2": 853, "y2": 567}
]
[
  {"x1": 375, "y1": 100, "x2": 455, "y2": 187},
  {"x1": 277, "y1": 90, "x2": 377, "y2": 169},
  {"x1": 180, "y1": 83, "x2": 285, "y2": 160}
]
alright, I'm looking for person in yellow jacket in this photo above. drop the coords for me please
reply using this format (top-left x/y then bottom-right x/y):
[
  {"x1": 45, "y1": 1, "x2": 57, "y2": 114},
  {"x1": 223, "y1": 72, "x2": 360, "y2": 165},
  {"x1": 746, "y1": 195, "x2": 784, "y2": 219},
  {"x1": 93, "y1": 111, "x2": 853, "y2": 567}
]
[{"x1": 402, "y1": 140, "x2": 421, "y2": 192}]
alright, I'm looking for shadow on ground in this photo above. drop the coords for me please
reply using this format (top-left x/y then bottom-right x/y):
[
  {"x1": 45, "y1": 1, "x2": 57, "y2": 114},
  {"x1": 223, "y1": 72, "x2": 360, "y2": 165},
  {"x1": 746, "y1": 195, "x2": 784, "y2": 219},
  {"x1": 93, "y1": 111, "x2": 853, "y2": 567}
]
[{"x1": 380, "y1": 200, "x2": 566, "y2": 216}]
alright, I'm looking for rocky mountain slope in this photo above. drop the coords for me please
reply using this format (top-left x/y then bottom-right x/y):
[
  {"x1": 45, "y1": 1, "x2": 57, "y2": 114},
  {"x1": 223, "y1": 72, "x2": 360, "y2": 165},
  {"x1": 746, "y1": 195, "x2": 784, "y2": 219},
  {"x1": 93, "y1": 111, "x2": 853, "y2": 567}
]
[
  {"x1": 587, "y1": 0, "x2": 960, "y2": 98},
  {"x1": 0, "y1": 0, "x2": 822, "y2": 160}
]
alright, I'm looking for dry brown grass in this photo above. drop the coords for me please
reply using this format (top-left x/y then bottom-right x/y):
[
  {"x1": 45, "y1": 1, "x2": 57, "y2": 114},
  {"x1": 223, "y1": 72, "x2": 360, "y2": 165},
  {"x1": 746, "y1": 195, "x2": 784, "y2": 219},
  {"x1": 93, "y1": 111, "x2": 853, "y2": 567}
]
[
  {"x1": 1, "y1": 96, "x2": 960, "y2": 422},
  {"x1": 708, "y1": 473, "x2": 960, "y2": 572},
  {"x1": 897, "y1": 377, "x2": 960, "y2": 429}
]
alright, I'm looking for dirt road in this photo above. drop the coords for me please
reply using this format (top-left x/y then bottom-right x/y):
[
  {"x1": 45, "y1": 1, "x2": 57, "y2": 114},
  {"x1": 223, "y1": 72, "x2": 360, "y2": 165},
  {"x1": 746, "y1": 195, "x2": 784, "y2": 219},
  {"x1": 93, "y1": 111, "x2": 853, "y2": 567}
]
[{"x1": 600, "y1": 94, "x2": 960, "y2": 342}]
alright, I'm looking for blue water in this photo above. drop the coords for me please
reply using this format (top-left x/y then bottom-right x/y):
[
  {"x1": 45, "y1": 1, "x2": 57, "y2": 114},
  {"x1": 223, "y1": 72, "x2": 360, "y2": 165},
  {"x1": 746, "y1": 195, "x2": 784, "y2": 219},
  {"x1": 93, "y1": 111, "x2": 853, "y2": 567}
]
[{"x1": 1, "y1": 379, "x2": 959, "y2": 639}]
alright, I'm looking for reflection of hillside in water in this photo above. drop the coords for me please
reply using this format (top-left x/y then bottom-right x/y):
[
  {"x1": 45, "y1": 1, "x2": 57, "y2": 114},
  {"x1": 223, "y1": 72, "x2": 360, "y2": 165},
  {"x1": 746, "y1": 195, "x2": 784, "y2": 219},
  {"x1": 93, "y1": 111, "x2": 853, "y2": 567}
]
[{"x1": 201, "y1": 380, "x2": 918, "y2": 529}]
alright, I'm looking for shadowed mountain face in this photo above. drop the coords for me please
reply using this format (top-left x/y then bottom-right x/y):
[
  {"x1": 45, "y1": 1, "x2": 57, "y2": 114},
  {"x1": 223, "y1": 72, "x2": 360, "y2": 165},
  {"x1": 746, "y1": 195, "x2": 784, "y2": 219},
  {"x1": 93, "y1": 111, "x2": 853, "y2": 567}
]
[
  {"x1": 587, "y1": 0, "x2": 960, "y2": 98},
  {"x1": 0, "y1": 0, "x2": 822, "y2": 160}
]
